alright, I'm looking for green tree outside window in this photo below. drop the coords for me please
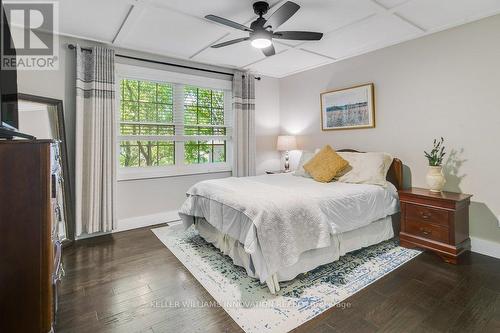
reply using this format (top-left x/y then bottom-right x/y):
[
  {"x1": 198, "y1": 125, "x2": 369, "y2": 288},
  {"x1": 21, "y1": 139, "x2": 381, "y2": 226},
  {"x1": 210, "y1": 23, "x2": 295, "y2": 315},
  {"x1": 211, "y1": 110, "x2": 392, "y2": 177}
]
[{"x1": 119, "y1": 80, "x2": 228, "y2": 168}]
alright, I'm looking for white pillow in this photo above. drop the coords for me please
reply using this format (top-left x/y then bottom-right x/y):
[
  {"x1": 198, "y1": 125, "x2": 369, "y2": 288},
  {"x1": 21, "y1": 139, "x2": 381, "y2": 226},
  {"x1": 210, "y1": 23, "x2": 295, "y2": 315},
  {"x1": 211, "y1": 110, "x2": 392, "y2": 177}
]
[
  {"x1": 336, "y1": 152, "x2": 393, "y2": 186},
  {"x1": 293, "y1": 151, "x2": 315, "y2": 178}
]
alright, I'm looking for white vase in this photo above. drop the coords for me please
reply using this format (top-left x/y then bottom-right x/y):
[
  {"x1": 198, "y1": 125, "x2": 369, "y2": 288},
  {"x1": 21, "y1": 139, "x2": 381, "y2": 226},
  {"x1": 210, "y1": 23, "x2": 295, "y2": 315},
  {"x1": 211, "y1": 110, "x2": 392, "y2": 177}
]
[{"x1": 426, "y1": 165, "x2": 446, "y2": 192}]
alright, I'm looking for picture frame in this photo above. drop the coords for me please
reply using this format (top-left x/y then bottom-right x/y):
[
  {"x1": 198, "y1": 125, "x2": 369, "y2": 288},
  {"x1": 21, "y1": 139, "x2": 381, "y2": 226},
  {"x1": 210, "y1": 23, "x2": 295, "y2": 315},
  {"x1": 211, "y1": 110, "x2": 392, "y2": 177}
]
[{"x1": 320, "y1": 83, "x2": 375, "y2": 131}]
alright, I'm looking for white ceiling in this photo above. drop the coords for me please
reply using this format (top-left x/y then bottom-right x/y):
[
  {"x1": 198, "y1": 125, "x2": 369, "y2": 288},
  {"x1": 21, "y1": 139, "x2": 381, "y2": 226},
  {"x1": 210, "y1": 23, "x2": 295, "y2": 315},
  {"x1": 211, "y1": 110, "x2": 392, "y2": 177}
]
[{"x1": 51, "y1": 0, "x2": 500, "y2": 77}]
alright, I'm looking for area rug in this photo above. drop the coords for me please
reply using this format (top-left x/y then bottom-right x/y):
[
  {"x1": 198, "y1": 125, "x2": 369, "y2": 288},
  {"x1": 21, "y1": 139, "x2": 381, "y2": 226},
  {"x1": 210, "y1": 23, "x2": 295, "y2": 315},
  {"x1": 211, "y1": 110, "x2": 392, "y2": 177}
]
[{"x1": 152, "y1": 224, "x2": 421, "y2": 333}]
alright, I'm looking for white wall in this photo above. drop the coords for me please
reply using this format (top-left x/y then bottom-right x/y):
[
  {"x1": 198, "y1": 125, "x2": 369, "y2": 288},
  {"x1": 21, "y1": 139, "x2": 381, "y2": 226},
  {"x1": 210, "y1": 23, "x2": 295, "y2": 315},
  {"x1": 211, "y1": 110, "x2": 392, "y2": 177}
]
[
  {"x1": 116, "y1": 172, "x2": 231, "y2": 220},
  {"x1": 255, "y1": 76, "x2": 281, "y2": 175},
  {"x1": 17, "y1": 102, "x2": 52, "y2": 139},
  {"x1": 279, "y1": 15, "x2": 500, "y2": 245}
]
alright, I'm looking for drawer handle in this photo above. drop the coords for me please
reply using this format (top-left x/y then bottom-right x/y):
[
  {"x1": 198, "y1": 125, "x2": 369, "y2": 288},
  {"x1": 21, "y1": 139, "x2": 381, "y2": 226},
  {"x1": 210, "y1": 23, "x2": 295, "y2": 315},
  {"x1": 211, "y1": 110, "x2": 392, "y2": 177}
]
[
  {"x1": 55, "y1": 205, "x2": 62, "y2": 222},
  {"x1": 419, "y1": 227, "x2": 431, "y2": 236},
  {"x1": 53, "y1": 240, "x2": 63, "y2": 283},
  {"x1": 420, "y1": 212, "x2": 431, "y2": 220}
]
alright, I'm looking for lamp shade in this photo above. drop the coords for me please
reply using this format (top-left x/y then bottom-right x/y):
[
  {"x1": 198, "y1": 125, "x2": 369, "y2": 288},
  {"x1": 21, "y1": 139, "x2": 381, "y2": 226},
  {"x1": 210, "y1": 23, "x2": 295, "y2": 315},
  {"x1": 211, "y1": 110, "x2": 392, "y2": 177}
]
[{"x1": 277, "y1": 135, "x2": 297, "y2": 151}]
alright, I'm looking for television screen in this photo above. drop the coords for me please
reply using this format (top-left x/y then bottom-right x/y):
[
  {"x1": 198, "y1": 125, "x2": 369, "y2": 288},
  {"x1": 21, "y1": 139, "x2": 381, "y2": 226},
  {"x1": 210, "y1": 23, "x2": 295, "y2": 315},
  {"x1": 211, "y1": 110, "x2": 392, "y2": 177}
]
[{"x1": 0, "y1": 0, "x2": 19, "y2": 130}]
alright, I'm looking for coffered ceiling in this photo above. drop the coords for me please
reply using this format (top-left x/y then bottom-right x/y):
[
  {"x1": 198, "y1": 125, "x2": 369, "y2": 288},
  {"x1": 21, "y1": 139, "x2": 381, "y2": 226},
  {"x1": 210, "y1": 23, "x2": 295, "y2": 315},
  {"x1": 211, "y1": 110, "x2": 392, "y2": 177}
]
[{"x1": 30, "y1": 0, "x2": 500, "y2": 77}]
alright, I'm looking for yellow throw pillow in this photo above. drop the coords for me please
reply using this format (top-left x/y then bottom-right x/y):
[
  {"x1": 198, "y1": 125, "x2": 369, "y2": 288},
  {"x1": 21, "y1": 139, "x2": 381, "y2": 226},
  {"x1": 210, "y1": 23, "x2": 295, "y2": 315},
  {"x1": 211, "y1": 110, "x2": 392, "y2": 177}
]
[{"x1": 303, "y1": 145, "x2": 348, "y2": 183}]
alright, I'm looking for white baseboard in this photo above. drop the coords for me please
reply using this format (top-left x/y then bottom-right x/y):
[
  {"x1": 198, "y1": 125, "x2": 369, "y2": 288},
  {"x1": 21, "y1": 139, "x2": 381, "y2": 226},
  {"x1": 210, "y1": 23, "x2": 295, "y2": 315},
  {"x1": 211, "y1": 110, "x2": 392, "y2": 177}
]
[
  {"x1": 115, "y1": 210, "x2": 181, "y2": 232},
  {"x1": 76, "y1": 230, "x2": 112, "y2": 240},
  {"x1": 76, "y1": 210, "x2": 181, "y2": 240},
  {"x1": 471, "y1": 237, "x2": 500, "y2": 259}
]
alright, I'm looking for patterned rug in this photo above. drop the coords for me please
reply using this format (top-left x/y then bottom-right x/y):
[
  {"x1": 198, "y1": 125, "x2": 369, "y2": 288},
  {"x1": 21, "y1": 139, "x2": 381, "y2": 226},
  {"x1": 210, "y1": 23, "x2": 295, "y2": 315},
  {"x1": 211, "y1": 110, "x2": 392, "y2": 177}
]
[{"x1": 152, "y1": 224, "x2": 421, "y2": 333}]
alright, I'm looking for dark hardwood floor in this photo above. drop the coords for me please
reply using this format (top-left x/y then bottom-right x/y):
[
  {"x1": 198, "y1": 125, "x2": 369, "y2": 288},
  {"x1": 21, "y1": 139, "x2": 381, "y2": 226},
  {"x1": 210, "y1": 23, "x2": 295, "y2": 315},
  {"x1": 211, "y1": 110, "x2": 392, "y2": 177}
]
[{"x1": 57, "y1": 225, "x2": 500, "y2": 333}]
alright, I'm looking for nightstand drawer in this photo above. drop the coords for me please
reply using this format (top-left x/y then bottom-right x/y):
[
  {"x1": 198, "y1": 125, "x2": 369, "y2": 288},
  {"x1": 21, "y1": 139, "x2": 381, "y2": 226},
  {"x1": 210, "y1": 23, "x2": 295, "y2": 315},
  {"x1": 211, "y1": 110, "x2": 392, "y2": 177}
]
[
  {"x1": 406, "y1": 204, "x2": 449, "y2": 226},
  {"x1": 405, "y1": 219, "x2": 449, "y2": 243},
  {"x1": 399, "y1": 188, "x2": 472, "y2": 264}
]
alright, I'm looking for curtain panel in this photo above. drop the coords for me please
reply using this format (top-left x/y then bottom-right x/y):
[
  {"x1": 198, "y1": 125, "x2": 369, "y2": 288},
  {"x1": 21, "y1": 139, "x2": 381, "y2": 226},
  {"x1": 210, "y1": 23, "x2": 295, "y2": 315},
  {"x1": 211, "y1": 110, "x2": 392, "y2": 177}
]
[
  {"x1": 232, "y1": 72, "x2": 256, "y2": 177},
  {"x1": 74, "y1": 45, "x2": 116, "y2": 236}
]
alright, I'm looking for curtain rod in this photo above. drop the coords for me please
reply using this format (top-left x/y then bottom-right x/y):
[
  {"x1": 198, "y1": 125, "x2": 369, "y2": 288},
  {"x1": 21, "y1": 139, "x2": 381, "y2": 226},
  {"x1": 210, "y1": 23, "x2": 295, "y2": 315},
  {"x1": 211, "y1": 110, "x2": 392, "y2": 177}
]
[{"x1": 67, "y1": 44, "x2": 261, "y2": 80}]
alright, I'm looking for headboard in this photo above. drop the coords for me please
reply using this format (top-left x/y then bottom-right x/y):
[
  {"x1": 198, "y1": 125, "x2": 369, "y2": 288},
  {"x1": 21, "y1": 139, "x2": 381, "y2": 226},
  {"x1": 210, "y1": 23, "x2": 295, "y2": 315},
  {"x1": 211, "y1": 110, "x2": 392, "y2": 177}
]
[{"x1": 337, "y1": 149, "x2": 403, "y2": 190}]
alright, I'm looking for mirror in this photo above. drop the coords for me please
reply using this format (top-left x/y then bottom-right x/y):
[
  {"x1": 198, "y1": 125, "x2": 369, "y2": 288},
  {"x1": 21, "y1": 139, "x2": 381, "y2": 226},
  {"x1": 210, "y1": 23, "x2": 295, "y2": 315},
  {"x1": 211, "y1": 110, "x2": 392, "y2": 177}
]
[{"x1": 17, "y1": 93, "x2": 74, "y2": 244}]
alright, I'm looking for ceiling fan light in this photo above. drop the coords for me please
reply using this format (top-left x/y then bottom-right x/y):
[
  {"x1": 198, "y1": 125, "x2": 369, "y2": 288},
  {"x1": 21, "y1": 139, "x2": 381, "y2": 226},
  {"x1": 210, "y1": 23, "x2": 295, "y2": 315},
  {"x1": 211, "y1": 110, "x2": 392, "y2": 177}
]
[{"x1": 251, "y1": 38, "x2": 272, "y2": 49}]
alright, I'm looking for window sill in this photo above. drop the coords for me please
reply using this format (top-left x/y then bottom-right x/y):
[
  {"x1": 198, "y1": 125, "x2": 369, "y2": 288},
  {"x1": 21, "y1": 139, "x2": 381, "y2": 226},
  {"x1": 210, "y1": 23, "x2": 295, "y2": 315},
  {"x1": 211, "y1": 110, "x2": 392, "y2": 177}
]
[{"x1": 117, "y1": 164, "x2": 232, "y2": 181}]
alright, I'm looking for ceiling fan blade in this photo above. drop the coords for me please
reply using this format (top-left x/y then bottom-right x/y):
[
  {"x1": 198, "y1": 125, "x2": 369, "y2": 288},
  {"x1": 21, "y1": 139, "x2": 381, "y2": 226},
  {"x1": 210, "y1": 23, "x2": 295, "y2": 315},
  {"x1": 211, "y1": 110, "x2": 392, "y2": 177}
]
[
  {"x1": 265, "y1": 1, "x2": 300, "y2": 30},
  {"x1": 211, "y1": 37, "x2": 250, "y2": 48},
  {"x1": 273, "y1": 31, "x2": 323, "y2": 41},
  {"x1": 205, "y1": 15, "x2": 252, "y2": 32},
  {"x1": 262, "y1": 44, "x2": 276, "y2": 57}
]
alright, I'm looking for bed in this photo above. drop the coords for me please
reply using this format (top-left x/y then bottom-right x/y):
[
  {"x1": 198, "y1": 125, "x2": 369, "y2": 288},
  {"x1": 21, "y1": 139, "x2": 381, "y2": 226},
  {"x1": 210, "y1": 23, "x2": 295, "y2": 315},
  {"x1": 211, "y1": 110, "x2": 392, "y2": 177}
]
[{"x1": 179, "y1": 150, "x2": 403, "y2": 293}]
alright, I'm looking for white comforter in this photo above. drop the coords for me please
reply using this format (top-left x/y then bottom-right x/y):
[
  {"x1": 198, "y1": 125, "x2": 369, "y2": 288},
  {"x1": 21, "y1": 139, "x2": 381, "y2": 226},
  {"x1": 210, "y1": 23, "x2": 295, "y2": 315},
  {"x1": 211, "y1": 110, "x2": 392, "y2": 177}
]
[{"x1": 179, "y1": 173, "x2": 399, "y2": 282}]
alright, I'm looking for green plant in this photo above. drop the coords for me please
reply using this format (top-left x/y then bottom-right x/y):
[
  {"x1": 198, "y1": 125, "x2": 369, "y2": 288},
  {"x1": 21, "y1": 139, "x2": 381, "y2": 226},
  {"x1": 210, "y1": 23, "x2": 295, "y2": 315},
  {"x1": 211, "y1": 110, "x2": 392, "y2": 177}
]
[{"x1": 424, "y1": 137, "x2": 446, "y2": 166}]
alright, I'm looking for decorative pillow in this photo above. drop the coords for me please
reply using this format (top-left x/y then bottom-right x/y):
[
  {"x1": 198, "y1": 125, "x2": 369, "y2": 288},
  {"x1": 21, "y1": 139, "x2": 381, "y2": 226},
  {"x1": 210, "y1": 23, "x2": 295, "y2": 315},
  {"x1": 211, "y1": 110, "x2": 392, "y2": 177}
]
[
  {"x1": 303, "y1": 145, "x2": 348, "y2": 183},
  {"x1": 293, "y1": 151, "x2": 315, "y2": 178},
  {"x1": 336, "y1": 152, "x2": 393, "y2": 186}
]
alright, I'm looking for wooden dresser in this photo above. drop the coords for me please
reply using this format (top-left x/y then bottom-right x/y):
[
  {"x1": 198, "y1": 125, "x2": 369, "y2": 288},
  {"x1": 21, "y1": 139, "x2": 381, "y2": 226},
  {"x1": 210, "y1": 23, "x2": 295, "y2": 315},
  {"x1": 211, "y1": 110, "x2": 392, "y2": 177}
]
[
  {"x1": 399, "y1": 187, "x2": 472, "y2": 264},
  {"x1": 0, "y1": 140, "x2": 63, "y2": 332}
]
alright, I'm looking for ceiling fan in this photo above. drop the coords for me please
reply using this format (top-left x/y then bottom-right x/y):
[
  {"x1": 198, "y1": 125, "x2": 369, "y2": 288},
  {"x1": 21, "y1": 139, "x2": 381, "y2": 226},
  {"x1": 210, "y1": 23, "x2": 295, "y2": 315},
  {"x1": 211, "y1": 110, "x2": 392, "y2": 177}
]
[{"x1": 205, "y1": 1, "x2": 323, "y2": 56}]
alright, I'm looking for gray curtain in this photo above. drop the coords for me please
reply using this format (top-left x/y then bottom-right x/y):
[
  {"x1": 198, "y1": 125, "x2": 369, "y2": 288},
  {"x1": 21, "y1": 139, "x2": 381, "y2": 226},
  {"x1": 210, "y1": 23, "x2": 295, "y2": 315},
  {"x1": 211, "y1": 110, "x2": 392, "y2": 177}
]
[
  {"x1": 74, "y1": 45, "x2": 116, "y2": 236},
  {"x1": 232, "y1": 72, "x2": 256, "y2": 177}
]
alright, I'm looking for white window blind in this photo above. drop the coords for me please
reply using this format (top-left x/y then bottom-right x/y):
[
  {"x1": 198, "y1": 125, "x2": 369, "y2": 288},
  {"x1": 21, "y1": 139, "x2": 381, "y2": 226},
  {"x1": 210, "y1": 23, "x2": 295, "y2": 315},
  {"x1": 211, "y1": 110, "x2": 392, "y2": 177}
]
[{"x1": 116, "y1": 64, "x2": 233, "y2": 180}]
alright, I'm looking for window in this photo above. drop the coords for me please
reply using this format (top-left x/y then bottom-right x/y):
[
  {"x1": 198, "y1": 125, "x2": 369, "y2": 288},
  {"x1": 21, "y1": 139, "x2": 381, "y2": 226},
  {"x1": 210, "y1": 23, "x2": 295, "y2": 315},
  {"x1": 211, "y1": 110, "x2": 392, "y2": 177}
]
[
  {"x1": 119, "y1": 79, "x2": 175, "y2": 167},
  {"x1": 116, "y1": 64, "x2": 232, "y2": 180},
  {"x1": 184, "y1": 86, "x2": 226, "y2": 165}
]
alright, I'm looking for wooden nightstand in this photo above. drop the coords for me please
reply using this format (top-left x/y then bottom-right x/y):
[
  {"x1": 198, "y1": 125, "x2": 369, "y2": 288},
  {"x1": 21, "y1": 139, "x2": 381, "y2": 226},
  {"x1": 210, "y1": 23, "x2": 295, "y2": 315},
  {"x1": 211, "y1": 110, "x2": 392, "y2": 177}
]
[
  {"x1": 399, "y1": 187, "x2": 472, "y2": 264},
  {"x1": 265, "y1": 170, "x2": 288, "y2": 174}
]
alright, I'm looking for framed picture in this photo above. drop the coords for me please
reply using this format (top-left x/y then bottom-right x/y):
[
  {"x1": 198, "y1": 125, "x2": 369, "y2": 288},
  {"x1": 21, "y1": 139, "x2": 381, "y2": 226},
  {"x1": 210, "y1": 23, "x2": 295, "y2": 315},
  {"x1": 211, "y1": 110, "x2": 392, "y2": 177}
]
[{"x1": 320, "y1": 83, "x2": 375, "y2": 131}]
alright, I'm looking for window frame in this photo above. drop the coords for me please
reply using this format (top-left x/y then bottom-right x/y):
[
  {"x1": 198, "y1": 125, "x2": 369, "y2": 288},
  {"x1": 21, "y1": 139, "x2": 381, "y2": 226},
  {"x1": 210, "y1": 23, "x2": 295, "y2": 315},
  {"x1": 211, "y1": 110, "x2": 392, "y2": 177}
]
[{"x1": 115, "y1": 64, "x2": 233, "y2": 181}]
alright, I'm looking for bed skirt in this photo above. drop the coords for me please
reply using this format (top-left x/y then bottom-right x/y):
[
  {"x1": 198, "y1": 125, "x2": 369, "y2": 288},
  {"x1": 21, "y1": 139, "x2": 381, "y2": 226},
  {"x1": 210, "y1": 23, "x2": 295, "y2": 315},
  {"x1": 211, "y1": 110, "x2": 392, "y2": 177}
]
[{"x1": 194, "y1": 216, "x2": 395, "y2": 293}]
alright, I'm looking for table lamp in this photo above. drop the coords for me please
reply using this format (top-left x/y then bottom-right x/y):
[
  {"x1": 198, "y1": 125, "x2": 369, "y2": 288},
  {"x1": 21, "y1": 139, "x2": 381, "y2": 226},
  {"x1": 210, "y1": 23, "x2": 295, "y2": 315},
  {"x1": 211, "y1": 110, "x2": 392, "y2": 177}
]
[{"x1": 277, "y1": 135, "x2": 297, "y2": 172}]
